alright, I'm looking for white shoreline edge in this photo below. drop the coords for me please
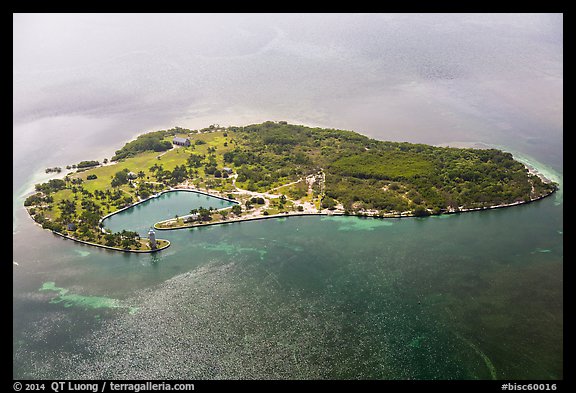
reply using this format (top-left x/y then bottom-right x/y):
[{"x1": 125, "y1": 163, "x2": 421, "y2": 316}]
[
  {"x1": 51, "y1": 231, "x2": 170, "y2": 253},
  {"x1": 153, "y1": 186, "x2": 557, "y2": 231}
]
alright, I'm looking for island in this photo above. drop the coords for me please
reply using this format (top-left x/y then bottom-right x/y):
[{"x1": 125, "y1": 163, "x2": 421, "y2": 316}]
[{"x1": 24, "y1": 121, "x2": 557, "y2": 252}]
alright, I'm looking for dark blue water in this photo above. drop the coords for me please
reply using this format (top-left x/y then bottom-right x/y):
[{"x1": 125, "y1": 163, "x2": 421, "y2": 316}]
[{"x1": 13, "y1": 172, "x2": 562, "y2": 379}]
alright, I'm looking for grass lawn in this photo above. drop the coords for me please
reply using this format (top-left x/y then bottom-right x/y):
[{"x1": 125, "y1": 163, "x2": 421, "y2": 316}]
[
  {"x1": 73, "y1": 151, "x2": 161, "y2": 193},
  {"x1": 263, "y1": 207, "x2": 290, "y2": 215},
  {"x1": 71, "y1": 131, "x2": 234, "y2": 192},
  {"x1": 44, "y1": 189, "x2": 73, "y2": 220},
  {"x1": 274, "y1": 180, "x2": 308, "y2": 201}
]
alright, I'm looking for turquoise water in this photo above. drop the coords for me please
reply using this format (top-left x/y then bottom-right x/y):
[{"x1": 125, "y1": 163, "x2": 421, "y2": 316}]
[
  {"x1": 13, "y1": 182, "x2": 562, "y2": 379},
  {"x1": 102, "y1": 190, "x2": 235, "y2": 235}
]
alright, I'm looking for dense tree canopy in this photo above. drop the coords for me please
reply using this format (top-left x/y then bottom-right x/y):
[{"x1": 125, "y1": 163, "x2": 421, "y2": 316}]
[
  {"x1": 112, "y1": 131, "x2": 172, "y2": 161},
  {"x1": 76, "y1": 160, "x2": 100, "y2": 169},
  {"x1": 228, "y1": 122, "x2": 556, "y2": 212}
]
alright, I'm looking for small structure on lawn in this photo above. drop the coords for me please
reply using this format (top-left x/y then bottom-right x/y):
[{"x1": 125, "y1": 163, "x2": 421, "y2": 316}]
[
  {"x1": 184, "y1": 213, "x2": 200, "y2": 223},
  {"x1": 173, "y1": 137, "x2": 191, "y2": 147},
  {"x1": 222, "y1": 167, "x2": 233, "y2": 174}
]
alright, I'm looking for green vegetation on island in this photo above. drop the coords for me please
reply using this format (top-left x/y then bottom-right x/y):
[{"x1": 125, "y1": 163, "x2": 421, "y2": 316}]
[
  {"x1": 76, "y1": 160, "x2": 100, "y2": 169},
  {"x1": 230, "y1": 122, "x2": 555, "y2": 213},
  {"x1": 24, "y1": 121, "x2": 556, "y2": 250}
]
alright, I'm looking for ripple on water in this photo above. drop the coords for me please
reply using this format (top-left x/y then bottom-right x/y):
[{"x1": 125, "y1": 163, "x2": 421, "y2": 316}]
[
  {"x1": 39, "y1": 282, "x2": 135, "y2": 313},
  {"x1": 321, "y1": 216, "x2": 395, "y2": 231},
  {"x1": 196, "y1": 241, "x2": 268, "y2": 260}
]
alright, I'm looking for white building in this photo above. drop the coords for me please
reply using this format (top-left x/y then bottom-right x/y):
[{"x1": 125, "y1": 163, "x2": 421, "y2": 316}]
[
  {"x1": 148, "y1": 228, "x2": 157, "y2": 249},
  {"x1": 173, "y1": 137, "x2": 191, "y2": 146}
]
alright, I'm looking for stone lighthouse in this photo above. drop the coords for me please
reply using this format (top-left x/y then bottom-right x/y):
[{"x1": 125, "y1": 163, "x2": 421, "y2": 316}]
[{"x1": 148, "y1": 227, "x2": 157, "y2": 249}]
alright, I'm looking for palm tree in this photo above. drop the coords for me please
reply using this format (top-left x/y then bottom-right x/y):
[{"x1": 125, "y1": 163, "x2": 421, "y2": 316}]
[{"x1": 137, "y1": 170, "x2": 145, "y2": 180}]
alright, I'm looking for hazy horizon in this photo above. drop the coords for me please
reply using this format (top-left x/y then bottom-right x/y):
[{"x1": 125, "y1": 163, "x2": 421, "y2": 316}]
[{"x1": 13, "y1": 13, "x2": 563, "y2": 189}]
